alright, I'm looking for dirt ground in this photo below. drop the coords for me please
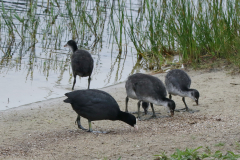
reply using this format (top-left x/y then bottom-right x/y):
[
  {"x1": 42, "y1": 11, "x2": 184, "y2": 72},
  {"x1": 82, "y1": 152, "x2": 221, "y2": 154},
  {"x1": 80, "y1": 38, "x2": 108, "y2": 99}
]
[{"x1": 1, "y1": 69, "x2": 240, "y2": 160}]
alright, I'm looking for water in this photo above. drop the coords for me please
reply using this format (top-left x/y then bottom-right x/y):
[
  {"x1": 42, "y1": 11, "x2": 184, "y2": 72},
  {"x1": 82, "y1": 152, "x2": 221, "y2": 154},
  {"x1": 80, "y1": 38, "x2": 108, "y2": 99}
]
[{"x1": 0, "y1": 0, "x2": 146, "y2": 110}]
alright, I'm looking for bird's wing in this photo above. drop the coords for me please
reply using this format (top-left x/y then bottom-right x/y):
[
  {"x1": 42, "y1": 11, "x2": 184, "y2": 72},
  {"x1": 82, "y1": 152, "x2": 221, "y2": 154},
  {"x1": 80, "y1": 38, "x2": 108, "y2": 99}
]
[{"x1": 166, "y1": 70, "x2": 191, "y2": 91}]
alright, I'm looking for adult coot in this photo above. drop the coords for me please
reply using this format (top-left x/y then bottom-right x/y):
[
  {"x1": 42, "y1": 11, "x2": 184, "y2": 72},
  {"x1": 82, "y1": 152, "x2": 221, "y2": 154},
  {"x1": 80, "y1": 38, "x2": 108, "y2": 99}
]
[
  {"x1": 64, "y1": 40, "x2": 94, "y2": 90},
  {"x1": 64, "y1": 89, "x2": 138, "y2": 132},
  {"x1": 125, "y1": 73, "x2": 175, "y2": 118},
  {"x1": 165, "y1": 69, "x2": 200, "y2": 112}
]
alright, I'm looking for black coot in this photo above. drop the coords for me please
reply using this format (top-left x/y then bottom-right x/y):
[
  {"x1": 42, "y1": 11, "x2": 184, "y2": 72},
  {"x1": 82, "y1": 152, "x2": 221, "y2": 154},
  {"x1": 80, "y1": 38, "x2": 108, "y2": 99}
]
[
  {"x1": 64, "y1": 89, "x2": 138, "y2": 132},
  {"x1": 165, "y1": 69, "x2": 200, "y2": 112},
  {"x1": 125, "y1": 73, "x2": 176, "y2": 119},
  {"x1": 64, "y1": 40, "x2": 94, "y2": 90}
]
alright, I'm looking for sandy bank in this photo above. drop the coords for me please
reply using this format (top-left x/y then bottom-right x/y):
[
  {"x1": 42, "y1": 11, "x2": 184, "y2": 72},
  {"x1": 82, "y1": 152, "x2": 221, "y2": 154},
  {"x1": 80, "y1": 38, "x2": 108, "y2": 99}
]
[{"x1": 1, "y1": 69, "x2": 240, "y2": 159}]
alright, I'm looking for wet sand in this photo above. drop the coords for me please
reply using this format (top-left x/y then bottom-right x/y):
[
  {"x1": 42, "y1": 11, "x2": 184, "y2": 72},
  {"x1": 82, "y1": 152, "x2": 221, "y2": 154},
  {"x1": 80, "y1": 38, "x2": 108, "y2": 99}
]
[{"x1": 1, "y1": 69, "x2": 240, "y2": 159}]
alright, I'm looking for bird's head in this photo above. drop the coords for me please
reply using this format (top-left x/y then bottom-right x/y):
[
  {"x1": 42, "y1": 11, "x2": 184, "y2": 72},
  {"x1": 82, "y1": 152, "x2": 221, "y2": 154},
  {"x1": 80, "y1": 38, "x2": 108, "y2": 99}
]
[
  {"x1": 127, "y1": 114, "x2": 138, "y2": 130},
  {"x1": 142, "y1": 101, "x2": 149, "y2": 115},
  {"x1": 167, "y1": 99, "x2": 176, "y2": 117},
  {"x1": 64, "y1": 40, "x2": 78, "y2": 52},
  {"x1": 191, "y1": 89, "x2": 200, "y2": 105}
]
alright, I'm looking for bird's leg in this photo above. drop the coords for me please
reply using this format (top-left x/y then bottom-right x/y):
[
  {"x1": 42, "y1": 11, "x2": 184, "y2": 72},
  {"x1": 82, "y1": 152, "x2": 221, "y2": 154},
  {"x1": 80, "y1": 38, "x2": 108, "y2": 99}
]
[
  {"x1": 126, "y1": 97, "x2": 138, "y2": 114},
  {"x1": 87, "y1": 120, "x2": 93, "y2": 132},
  {"x1": 87, "y1": 120, "x2": 107, "y2": 134},
  {"x1": 137, "y1": 100, "x2": 141, "y2": 119},
  {"x1": 87, "y1": 76, "x2": 91, "y2": 89},
  {"x1": 140, "y1": 103, "x2": 158, "y2": 121},
  {"x1": 125, "y1": 97, "x2": 129, "y2": 113},
  {"x1": 169, "y1": 94, "x2": 172, "y2": 99},
  {"x1": 125, "y1": 97, "x2": 141, "y2": 115},
  {"x1": 175, "y1": 97, "x2": 199, "y2": 113},
  {"x1": 72, "y1": 75, "x2": 76, "y2": 90},
  {"x1": 150, "y1": 103, "x2": 156, "y2": 117},
  {"x1": 143, "y1": 107, "x2": 148, "y2": 115},
  {"x1": 75, "y1": 115, "x2": 87, "y2": 130},
  {"x1": 182, "y1": 97, "x2": 189, "y2": 111},
  {"x1": 175, "y1": 97, "x2": 189, "y2": 112}
]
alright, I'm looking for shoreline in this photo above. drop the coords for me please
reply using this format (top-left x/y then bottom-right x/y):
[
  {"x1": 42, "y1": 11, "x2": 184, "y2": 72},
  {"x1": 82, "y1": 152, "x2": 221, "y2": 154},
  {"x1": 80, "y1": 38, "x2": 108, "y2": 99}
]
[{"x1": 1, "y1": 81, "x2": 126, "y2": 113}]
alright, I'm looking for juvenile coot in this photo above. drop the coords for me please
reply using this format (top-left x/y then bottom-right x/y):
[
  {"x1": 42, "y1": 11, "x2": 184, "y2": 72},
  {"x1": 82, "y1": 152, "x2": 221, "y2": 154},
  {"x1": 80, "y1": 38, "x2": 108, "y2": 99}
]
[
  {"x1": 64, "y1": 89, "x2": 138, "y2": 132},
  {"x1": 64, "y1": 40, "x2": 94, "y2": 90},
  {"x1": 165, "y1": 69, "x2": 200, "y2": 112},
  {"x1": 125, "y1": 73, "x2": 176, "y2": 118}
]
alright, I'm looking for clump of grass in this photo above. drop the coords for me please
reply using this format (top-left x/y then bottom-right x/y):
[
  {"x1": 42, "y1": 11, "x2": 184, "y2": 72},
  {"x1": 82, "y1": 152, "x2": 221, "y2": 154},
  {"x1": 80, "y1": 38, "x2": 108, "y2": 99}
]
[
  {"x1": 215, "y1": 142, "x2": 225, "y2": 147},
  {"x1": 155, "y1": 146, "x2": 204, "y2": 160},
  {"x1": 127, "y1": 0, "x2": 240, "y2": 69},
  {"x1": 154, "y1": 146, "x2": 240, "y2": 160},
  {"x1": 235, "y1": 141, "x2": 240, "y2": 150}
]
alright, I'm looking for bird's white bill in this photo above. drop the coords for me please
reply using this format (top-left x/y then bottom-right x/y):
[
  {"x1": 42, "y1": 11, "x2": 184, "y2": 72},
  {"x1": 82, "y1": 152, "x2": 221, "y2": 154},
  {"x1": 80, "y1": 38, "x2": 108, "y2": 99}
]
[{"x1": 134, "y1": 124, "x2": 138, "y2": 130}]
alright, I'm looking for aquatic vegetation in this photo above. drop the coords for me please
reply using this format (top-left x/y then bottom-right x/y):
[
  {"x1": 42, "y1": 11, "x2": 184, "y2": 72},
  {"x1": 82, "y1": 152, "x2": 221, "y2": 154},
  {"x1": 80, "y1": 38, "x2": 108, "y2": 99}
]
[
  {"x1": 1, "y1": 0, "x2": 239, "y2": 72},
  {"x1": 127, "y1": 0, "x2": 240, "y2": 68}
]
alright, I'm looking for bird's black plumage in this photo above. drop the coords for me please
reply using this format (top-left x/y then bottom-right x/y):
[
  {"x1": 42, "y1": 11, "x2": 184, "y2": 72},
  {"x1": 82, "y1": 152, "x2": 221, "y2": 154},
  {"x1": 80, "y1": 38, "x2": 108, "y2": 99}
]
[
  {"x1": 125, "y1": 73, "x2": 175, "y2": 118},
  {"x1": 64, "y1": 89, "x2": 137, "y2": 132},
  {"x1": 64, "y1": 40, "x2": 94, "y2": 90},
  {"x1": 165, "y1": 69, "x2": 200, "y2": 112}
]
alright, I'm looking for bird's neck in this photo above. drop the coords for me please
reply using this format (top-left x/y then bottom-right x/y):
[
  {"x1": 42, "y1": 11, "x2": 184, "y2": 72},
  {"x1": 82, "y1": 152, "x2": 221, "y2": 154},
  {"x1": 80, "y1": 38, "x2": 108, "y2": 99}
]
[
  {"x1": 186, "y1": 89, "x2": 195, "y2": 99},
  {"x1": 179, "y1": 86, "x2": 191, "y2": 92},
  {"x1": 160, "y1": 97, "x2": 170, "y2": 107},
  {"x1": 71, "y1": 44, "x2": 78, "y2": 52},
  {"x1": 188, "y1": 89, "x2": 195, "y2": 92},
  {"x1": 118, "y1": 111, "x2": 134, "y2": 126}
]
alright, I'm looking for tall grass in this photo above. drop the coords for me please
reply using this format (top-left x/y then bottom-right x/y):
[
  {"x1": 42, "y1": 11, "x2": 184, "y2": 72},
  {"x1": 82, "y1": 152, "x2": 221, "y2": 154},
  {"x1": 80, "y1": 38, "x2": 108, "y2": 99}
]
[{"x1": 127, "y1": 0, "x2": 240, "y2": 68}]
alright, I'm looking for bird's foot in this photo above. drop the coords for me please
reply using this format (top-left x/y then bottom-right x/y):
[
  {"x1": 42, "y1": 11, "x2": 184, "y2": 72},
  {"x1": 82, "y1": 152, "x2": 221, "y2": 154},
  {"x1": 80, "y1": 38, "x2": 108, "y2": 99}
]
[
  {"x1": 151, "y1": 114, "x2": 157, "y2": 118},
  {"x1": 130, "y1": 111, "x2": 150, "y2": 116},
  {"x1": 144, "y1": 112, "x2": 155, "y2": 115},
  {"x1": 175, "y1": 108, "x2": 199, "y2": 113},
  {"x1": 129, "y1": 111, "x2": 138, "y2": 114},
  {"x1": 87, "y1": 130, "x2": 108, "y2": 134},
  {"x1": 138, "y1": 113, "x2": 158, "y2": 121},
  {"x1": 146, "y1": 114, "x2": 158, "y2": 120},
  {"x1": 78, "y1": 125, "x2": 88, "y2": 130},
  {"x1": 75, "y1": 119, "x2": 87, "y2": 130}
]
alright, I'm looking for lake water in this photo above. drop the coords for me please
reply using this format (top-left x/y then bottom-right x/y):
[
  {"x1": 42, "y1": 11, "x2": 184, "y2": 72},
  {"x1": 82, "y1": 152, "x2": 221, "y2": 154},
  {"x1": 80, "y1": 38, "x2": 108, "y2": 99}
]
[{"x1": 0, "y1": 0, "x2": 147, "y2": 110}]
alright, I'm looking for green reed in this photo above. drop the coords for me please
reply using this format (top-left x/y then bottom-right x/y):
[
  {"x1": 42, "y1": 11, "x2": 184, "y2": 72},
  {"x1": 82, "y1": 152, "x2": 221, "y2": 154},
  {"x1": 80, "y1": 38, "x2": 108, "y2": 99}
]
[
  {"x1": 126, "y1": 0, "x2": 240, "y2": 68},
  {"x1": 1, "y1": 2, "x2": 14, "y2": 39},
  {"x1": 126, "y1": 0, "x2": 144, "y2": 59},
  {"x1": 109, "y1": 0, "x2": 126, "y2": 54}
]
